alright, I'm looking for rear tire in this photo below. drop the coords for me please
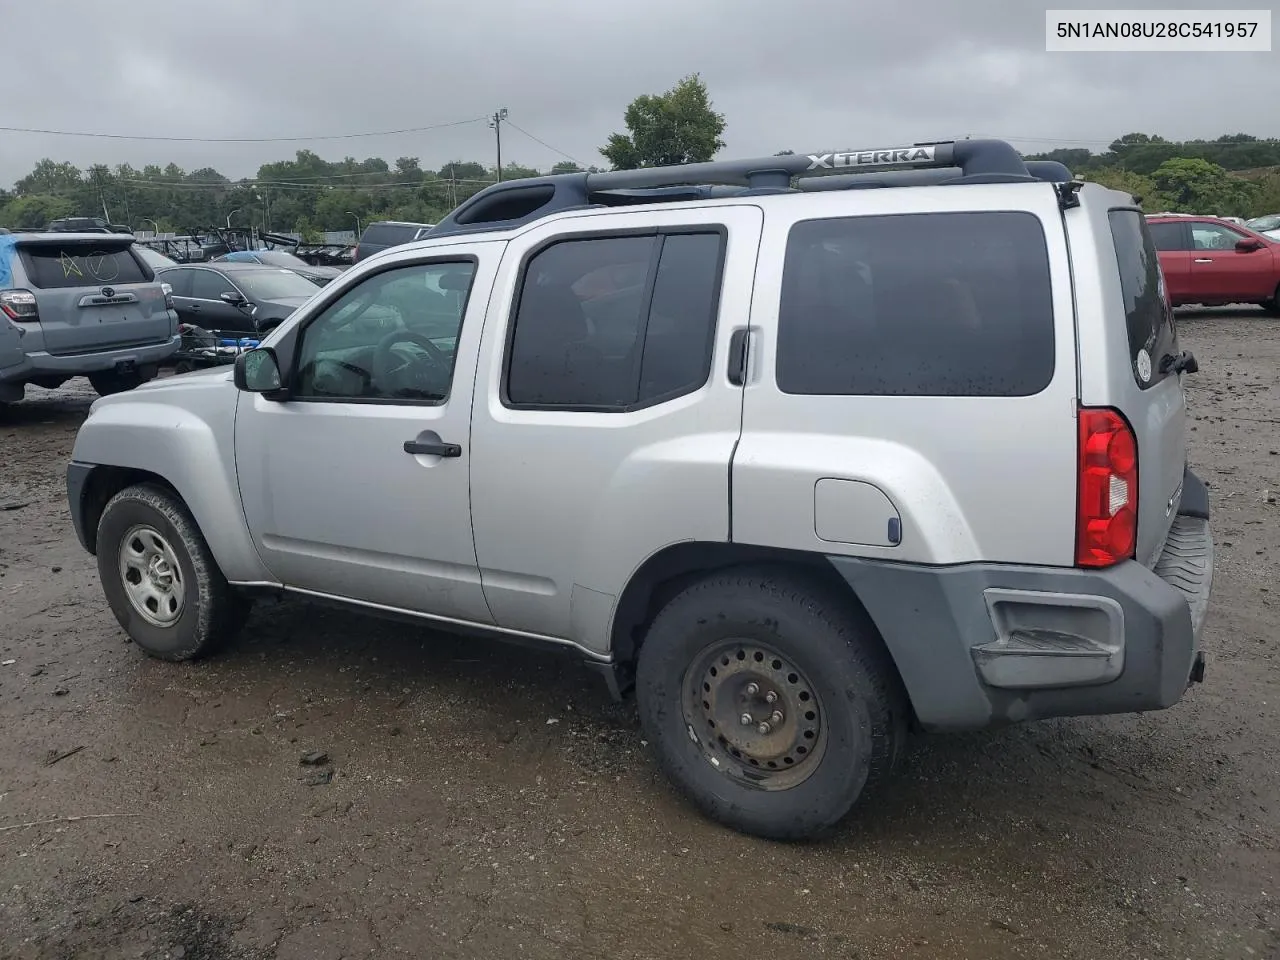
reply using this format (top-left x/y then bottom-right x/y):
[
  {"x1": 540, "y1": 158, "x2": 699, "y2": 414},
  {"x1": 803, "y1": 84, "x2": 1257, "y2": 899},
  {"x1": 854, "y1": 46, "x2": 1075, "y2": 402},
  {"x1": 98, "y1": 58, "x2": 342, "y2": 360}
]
[
  {"x1": 88, "y1": 370, "x2": 150, "y2": 396},
  {"x1": 635, "y1": 566, "x2": 907, "y2": 841},
  {"x1": 96, "y1": 483, "x2": 250, "y2": 661}
]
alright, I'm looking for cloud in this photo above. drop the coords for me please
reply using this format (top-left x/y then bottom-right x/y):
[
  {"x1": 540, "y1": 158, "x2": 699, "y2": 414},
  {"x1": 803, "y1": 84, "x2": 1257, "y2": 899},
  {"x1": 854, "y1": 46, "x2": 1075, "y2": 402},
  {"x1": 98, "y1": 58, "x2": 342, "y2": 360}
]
[{"x1": 1, "y1": 0, "x2": 1275, "y2": 187}]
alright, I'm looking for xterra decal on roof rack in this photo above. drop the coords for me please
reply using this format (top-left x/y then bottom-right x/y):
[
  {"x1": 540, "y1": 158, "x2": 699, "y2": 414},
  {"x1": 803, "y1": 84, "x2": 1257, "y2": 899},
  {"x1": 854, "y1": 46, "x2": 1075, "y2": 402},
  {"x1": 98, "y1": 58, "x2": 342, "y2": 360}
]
[
  {"x1": 424, "y1": 138, "x2": 1078, "y2": 241},
  {"x1": 806, "y1": 146, "x2": 937, "y2": 169}
]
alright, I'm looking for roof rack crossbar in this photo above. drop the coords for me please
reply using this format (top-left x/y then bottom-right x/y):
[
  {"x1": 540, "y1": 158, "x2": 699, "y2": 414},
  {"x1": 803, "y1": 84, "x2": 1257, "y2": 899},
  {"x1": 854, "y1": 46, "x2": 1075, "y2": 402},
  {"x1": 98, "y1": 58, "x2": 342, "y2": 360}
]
[{"x1": 427, "y1": 138, "x2": 1060, "y2": 239}]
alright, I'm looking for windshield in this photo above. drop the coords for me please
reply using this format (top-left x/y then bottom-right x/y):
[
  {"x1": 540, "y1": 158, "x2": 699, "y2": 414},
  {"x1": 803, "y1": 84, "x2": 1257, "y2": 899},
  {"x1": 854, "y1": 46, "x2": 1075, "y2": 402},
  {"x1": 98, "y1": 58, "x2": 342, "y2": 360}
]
[
  {"x1": 1247, "y1": 215, "x2": 1280, "y2": 232},
  {"x1": 233, "y1": 268, "x2": 321, "y2": 301},
  {"x1": 258, "y1": 250, "x2": 308, "y2": 268}
]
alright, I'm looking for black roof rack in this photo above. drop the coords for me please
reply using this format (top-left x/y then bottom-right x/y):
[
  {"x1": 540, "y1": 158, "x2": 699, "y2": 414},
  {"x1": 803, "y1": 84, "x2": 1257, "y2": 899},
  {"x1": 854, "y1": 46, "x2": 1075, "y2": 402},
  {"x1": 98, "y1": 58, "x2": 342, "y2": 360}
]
[{"x1": 426, "y1": 139, "x2": 1073, "y2": 240}]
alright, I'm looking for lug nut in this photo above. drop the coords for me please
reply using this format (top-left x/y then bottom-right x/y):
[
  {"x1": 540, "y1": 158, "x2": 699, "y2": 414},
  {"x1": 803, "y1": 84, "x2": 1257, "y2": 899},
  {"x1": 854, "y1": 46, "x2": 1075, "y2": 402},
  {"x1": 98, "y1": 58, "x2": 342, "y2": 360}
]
[
  {"x1": 744, "y1": 682, "x2": 759, "y2": 697},
  {"x1": 765, "y1": 691, "x2": 778, "y2": 704},
  {"x1": 740, "y1": 713, "x2": 753, "y2": 726},
  {"x1": 770, "y1": 710, "x2": 784, "y2": 725},
  {"x1": 757, "y1": 722, "x2": 771, "y2": 735}
]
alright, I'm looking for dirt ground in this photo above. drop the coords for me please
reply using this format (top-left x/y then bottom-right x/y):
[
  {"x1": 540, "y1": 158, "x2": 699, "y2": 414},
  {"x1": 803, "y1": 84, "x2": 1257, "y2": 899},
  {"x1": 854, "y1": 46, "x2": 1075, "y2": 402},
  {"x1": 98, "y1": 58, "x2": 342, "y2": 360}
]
[{"x1": 0, "y1": 310, "x2": 1277, "y2": 960}]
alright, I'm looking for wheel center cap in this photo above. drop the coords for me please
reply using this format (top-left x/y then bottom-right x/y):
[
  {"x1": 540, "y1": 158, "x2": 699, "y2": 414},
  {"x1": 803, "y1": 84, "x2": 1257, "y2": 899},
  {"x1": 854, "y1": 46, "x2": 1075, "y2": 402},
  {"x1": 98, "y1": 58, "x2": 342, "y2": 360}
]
[{"x1": 147, "y1": 556, "x2": 172, "y2": 590}]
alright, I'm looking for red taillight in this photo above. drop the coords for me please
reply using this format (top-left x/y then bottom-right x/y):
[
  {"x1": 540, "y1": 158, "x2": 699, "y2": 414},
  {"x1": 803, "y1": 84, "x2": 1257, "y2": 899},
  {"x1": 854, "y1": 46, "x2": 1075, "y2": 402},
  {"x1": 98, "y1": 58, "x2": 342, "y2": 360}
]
[
  {"x1": 1076, "y1": 407, "x2": 1138, "y2": 567},
  {"x1": 0, "y1": 289, "x2": 39, "y2": 322}
]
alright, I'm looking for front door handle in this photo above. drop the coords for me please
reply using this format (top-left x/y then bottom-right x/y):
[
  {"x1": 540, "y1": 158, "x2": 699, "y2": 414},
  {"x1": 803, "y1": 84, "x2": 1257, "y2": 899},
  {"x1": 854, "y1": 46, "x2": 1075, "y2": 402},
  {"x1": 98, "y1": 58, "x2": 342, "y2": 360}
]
[
  {"x1": 1193, "y1": 258, "x2": 1214, "y2": 263},
  {"x1": 404, "y1": 438, "x2": 461, "y2": 457}
]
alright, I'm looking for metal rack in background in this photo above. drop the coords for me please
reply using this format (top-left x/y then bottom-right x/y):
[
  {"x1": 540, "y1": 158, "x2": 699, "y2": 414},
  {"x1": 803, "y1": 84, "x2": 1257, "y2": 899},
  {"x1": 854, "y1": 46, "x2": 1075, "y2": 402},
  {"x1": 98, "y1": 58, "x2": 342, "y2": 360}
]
[{"x1": 171, "y1": 324, "x2": 261, "y2": 374}]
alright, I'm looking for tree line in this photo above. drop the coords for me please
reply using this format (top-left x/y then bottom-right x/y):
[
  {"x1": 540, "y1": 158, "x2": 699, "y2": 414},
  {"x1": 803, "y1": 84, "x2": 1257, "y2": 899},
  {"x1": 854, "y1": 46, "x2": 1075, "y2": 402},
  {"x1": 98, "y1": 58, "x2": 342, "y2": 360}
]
[
  {"x1": 2, "y1": 75, "x2": 1278, "y2": 236},
  {"x1": 1026, "y1": 133, "x2": 1280, "y2": 217}
]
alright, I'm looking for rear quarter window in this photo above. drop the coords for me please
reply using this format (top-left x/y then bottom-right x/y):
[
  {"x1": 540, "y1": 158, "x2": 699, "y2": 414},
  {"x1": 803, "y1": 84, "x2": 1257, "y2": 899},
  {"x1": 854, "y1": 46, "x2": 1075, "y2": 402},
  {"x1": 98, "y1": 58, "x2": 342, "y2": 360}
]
[
  {"x1": 361, "y1": 224, "x2": 419, "y2": 247},
  {"x1": 775, "y1": 211, "x2": 1056, "y2": 396},
  {"x1": 1108, "y1": 209, "x2": 1178, "y2": 389},
  {"x1": 21, "y1": 243, "x2": 149, "y2": 289}
]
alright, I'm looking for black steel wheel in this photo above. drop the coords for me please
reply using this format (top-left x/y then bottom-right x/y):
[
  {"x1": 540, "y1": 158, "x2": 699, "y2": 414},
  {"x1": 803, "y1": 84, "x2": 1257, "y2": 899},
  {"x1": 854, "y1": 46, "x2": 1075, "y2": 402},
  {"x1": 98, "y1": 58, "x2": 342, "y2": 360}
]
[
  {"x1": 684, "y1": 640, "x2": 828, "y2": 791},
  {"x1": 636, "y1": 566, "x2": 907, "y2": 841}
]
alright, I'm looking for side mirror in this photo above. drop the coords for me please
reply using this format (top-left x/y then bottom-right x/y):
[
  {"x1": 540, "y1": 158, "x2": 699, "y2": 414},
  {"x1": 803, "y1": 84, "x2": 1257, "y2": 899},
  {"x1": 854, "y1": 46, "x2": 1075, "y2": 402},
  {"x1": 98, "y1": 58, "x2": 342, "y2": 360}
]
[
  {"x1": 220, "y1": 290, "x2": 247, "y2": 306},
  {"x1": 1235, "y1": 238, "x2": 1264, "y2": 252},
  {"x1": 233, "y1": 347, "x2": 283, "y2": 395}
]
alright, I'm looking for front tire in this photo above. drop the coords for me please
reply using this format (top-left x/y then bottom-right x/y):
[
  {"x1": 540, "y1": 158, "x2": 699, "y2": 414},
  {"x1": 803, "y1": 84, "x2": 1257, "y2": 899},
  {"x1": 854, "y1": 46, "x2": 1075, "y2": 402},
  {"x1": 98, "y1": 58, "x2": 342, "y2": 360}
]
[
  {"x1": 96, "y1": 483, "x2": 249, "y2": 661},
  {"x1": 1261, "y1": 285, "x2": 1280, "y2": 316},
  {"x1": 635, "y1": 567, "x2": 907, "y2": 841}
]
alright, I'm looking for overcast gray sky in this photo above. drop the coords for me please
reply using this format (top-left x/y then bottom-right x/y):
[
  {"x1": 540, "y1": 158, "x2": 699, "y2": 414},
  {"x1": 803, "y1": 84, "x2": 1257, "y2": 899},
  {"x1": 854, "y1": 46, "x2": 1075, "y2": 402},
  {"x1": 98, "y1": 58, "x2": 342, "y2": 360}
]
[{"x1": 2, "y1": 0, "x2": 1275, "y2": 186}]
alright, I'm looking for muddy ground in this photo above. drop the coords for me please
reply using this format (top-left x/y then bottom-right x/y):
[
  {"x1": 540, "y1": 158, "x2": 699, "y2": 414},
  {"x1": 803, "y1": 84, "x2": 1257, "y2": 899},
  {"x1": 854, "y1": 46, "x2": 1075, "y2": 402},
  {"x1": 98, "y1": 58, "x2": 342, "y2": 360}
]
[{"x1": 0, "y1": 310, "x2": 1277, "y2": 960}]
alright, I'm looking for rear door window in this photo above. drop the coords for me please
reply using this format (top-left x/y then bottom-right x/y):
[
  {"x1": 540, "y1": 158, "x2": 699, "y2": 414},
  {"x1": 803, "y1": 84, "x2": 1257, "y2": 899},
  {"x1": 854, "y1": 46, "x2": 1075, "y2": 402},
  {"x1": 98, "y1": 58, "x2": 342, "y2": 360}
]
[
  {"x1": 775, "y1": 211, "x2": 1056, "y2": 397},
  {"x1": 161, "y1": 269, "x2": 193, "y2": 298},
  {"x1": 191, "y1": 270, "x2": 237, "y2": 301},
  {"x1": 505, "y1": 230, "x2": 725, "y2": 409},
  {"x1": 1147, "y1": 220, "x2": 1188, "y2": 251},
  {"x1": 20, "y1": 243, "x2": 148, "y2": 289},
  {"x1": 1108, "y1": 209, "x2": 1179, "y2": 389}
]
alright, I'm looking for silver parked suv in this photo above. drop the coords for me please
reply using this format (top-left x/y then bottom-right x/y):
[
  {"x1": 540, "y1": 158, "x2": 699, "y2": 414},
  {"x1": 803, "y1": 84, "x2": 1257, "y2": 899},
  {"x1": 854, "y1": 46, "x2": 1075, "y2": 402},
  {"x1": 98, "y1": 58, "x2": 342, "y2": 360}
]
[
  {"x1": 65, "y1": 140, "x2": 1214, "y2": 840},
  {"x1": 0, "y1": 231, "x2": 179, "y2": 403}
]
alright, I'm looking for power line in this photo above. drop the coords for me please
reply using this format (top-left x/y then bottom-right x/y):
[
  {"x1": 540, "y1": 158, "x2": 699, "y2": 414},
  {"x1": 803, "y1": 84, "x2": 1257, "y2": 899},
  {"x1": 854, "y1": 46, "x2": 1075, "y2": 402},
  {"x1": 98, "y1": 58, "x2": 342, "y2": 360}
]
[
  {"x1": 0, "y1": 116, "x2": 488, "y2": 143},
  {"x1": 504, "y1": 120, "x2": 583, "y2": 166},
  {"x1": 110, "y1": 176, "x2": 497, "y2": 191}
]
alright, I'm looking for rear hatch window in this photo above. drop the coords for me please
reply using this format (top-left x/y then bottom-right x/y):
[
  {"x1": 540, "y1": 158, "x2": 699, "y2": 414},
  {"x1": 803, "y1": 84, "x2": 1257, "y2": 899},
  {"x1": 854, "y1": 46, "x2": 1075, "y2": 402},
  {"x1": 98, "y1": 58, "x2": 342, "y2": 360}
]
[
  {"x1": 1106, "y1": 208, "x2": 1187, "y2": 568},
  {"x1": 1107, "y1": 210, "x2": 1179, "y2": 389},
  {"x1": 21, "y1": 241, "x2": 150, "y2": 289}
]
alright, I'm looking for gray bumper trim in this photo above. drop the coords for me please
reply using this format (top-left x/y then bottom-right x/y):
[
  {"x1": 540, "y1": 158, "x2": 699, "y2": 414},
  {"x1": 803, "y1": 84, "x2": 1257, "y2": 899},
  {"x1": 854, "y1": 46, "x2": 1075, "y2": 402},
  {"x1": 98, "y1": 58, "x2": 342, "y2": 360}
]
[{"x1": 826, "y1": 516, "x2": 1213, "y2": 731}]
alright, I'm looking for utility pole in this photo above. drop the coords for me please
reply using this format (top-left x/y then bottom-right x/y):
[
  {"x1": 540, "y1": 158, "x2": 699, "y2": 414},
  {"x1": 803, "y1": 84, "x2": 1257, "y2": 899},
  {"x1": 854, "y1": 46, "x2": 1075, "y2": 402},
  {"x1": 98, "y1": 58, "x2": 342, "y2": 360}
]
[{"x1": 489, "y1": 108, "x2": 508, "y2": 182}]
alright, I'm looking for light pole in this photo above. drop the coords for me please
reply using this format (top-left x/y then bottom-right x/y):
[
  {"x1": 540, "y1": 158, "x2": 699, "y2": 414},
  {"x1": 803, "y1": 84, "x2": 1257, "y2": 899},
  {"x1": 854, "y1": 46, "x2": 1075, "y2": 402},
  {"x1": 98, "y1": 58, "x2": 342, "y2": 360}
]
[
  {"x1": 143, "y1": 218, "x2": 160, "y2": 238},
  {"x1": 347, "y1": 211, "x2": 361, "y2": 238},
  {"x1": 489, "y1": 107, "x2": 508, "y2": 182},
  {"x1": 252, "y1": 191, "x2": 269, "y2": 232},
  {"x1": 226, "y1": 207, "x2": 242, "y2": 228}
]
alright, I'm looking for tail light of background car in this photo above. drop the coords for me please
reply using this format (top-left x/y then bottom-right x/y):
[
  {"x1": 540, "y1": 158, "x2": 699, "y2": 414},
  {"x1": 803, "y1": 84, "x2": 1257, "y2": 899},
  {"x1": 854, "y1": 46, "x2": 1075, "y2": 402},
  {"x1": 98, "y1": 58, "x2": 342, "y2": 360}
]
[
  {"x1": 0, "y1": 289, "x2": 39, "y2": 322},
  {"x1": 1075, "y1": 406, "x2": 1138, "y2": 568}
]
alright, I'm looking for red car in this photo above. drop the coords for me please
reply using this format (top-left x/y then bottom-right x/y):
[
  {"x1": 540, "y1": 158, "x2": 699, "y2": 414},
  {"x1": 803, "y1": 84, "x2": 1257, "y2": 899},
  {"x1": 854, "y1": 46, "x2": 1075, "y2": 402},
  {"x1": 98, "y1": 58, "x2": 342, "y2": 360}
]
[{"x1": 1147, "y1": 215, "x2": 1280, "y2": 313}]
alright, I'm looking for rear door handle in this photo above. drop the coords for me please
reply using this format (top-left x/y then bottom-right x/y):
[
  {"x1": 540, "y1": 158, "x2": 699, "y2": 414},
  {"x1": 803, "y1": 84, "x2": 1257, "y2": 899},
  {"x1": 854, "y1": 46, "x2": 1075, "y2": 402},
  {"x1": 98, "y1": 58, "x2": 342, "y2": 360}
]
[
  {"x1": 1194, "y1": 258, "x2": 1214, "y2": 263},
  {"x1": 727, "y1": 328, "x2": 750, "y2": 386},
  {"x1": 404, "y1": 438, "x2": 461, "y2": 457}
]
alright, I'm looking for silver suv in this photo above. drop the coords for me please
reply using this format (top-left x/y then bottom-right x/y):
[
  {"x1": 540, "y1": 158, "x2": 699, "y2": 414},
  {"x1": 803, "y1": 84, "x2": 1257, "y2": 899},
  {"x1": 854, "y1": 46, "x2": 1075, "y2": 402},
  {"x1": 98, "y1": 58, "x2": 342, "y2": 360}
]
[
  {"x1": 0, "y1": 232, "x2": 179, "y2": 403},
  {"x1": 65, "y1": 140, "x2": 1214, "y2": 840}
]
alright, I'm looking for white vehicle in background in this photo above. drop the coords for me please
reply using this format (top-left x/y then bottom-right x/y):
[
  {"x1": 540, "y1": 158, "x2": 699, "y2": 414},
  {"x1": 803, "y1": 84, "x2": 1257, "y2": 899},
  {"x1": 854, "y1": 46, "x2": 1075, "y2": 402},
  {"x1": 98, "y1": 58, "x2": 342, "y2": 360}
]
[{"x1": 1245, "y1": 214, "x2": 1280, "y2": 240}]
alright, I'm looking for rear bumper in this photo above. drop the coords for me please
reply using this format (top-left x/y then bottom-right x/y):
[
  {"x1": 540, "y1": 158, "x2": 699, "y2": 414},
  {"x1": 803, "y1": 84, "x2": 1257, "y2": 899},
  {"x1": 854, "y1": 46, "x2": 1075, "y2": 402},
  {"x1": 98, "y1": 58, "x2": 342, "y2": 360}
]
[
  {"x1": 0, "y1": 334, "x2": 181, "y2": 384},
  {"x1": 828, "y1": 475, "x2": 1214, "y2": 731}
]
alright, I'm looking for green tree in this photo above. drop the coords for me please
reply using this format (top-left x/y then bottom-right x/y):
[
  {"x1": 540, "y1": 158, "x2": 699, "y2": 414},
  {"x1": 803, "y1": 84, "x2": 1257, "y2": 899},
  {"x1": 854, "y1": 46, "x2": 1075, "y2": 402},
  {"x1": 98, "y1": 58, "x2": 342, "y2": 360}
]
[
  {"x1": 1081, "y1": 167, "x2": 1171, "y2": 211},
  {"x1": 438, "y1": 161, "x2": 489, "y2": 181},
  {"x1": 1249, "y1": 172, "x2": 1280, "y2": 216},
  {"x1": 600, "y1": 73, "x2": 726, "y2": 170},
  {"x1": 1, "y1": 194, "x2": 76, "y2": 228},
  {"x1": 1151, "y1": 157, "x2": 1259, "y2": 216},
  {"x1": 15, "y1": 159, "x2": 84, "y2": 196}
]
